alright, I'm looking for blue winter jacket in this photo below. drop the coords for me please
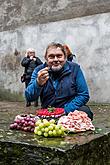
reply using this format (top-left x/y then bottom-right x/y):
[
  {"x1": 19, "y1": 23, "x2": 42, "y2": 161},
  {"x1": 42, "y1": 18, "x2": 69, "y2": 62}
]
[{"x1": 25, "y1": 61, "x2": 90, "y2": 114}]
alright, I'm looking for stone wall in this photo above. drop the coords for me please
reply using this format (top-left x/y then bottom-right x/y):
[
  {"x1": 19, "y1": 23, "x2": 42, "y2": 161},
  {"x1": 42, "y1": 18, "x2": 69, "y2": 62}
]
[
  {"x1": 1, "y1": 0, "x2": 110, "y2": 31},
  {"x1": 0, "y1": 0, "x2": 110, "y2": 103}
]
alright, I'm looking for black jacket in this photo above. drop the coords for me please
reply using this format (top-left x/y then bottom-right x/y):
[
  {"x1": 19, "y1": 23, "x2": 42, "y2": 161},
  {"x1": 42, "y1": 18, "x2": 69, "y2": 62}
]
[{"x1": 21, "y1": 56, "x2": 43, "y2": 81}]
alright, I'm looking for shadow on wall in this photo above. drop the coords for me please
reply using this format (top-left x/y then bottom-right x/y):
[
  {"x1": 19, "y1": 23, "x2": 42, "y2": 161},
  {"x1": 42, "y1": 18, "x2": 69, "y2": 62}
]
[
  {"x1": 0, "y1": 88, "x2": 24, "y2": 102},
  {"x1": 1, "y1": 50, "x2": 21, "y2": 72},
  {"x1": 0, "y1": 49, "x2": 25, "y2": 102}
]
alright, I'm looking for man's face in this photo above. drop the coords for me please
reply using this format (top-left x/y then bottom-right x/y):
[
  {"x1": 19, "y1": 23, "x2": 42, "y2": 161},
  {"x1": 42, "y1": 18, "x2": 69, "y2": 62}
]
[{"x1": 45, "y1": 47, "x2": 66, "y2": 71}]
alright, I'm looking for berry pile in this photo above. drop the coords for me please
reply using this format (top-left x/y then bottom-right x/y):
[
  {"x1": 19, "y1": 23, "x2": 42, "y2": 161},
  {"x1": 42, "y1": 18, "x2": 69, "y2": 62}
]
[
  {"x1": 10, "y1": 114, "x2": 38, "y2": 132},
  {"x1": 34, "y1": 119, "x2": 66, "y2": 137},
  {"x1": 36, "y1": 107, "x2": 64, "y2": 119}
]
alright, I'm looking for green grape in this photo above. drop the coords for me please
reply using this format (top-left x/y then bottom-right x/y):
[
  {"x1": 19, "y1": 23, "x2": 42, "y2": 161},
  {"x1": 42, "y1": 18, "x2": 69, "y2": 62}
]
[
  {"x1": 37, "y1": 130, "x2": 42, "y2": 136},
  {"x1": 48, "y1": 125, "x2": 54, "y2": 131},
  {"x1": 48, "y1": 130, "x2": 53, "y2": 136},
  {"x1": 45, "y1": 127, "x2": 49, "y2": 132},
  {"x1": 57, "y1": 129, "x2": 63, "y2": 136},
  {"x1": 34, "y1": 129, "x2": 37, "y2": 134},
  {"x1": 42, "y1": 119, "x2": 48, "y2": 123},
  {"x1": 34, "y1": 120, "x2": 66, "y2": 137},
  {"x1": 49, "y1": 119, "x2": 55, "y2": 124},
  {"x1": 43, "y1": 121, "x2": 50, "y2": 127},
  {"x1": 60, "y1": 126, "x2": 66, "y2": 132},
  {"x1": 52, "y1": 130, "x2": 57, "y2": 136},
  {"x1": 35, "y1": 120, "x2": 42, "y2": 126},
  {"x1": 55, "y1": 125, "x2": 60, "y2": 131},
  {"x1": 34, "y1": 126, "x2": 39, "y2": 134},
  {"x1": 41, "y1": 127, "x2": 45, "y2": 132},
  {"x1": 39, "y1": 123, "x2": 44, "y2": 129},
  {"x1": 57, "y1": 124, "x2": 62, "y2": 129},
  {"x1": 44, "y1": 132, "x2": 48, "y2": 137},
  {"x1": 50, "y1": 123, "x2": 55, "y2": 129}
]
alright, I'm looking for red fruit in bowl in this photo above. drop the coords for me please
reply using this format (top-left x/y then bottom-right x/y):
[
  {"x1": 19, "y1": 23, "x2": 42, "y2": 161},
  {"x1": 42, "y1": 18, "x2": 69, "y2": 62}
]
[{"x1": 36, "y1": 107, "x2": 64, "y2": 119}]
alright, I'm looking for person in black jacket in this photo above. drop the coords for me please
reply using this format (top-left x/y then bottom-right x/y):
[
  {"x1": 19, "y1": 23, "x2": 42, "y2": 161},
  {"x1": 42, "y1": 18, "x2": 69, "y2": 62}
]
[{"x1": 21, "y1": 48, "x2": 43, "y2": 107}]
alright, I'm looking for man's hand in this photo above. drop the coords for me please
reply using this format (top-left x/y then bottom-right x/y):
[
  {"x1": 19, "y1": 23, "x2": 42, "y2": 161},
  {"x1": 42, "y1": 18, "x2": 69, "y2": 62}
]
[{"x1": 37, "y1": 67, "x2": 49, "y2": 86}]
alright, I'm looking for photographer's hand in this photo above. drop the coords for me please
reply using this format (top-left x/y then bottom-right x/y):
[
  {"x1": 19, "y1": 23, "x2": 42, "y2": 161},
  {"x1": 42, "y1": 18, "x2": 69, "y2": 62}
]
[
  {"x1": 30, "y1": 56, "x2": 33, "y2": 60},
  {"x1": 33, "y1": 57, "x2": 36, "y2": 61}
]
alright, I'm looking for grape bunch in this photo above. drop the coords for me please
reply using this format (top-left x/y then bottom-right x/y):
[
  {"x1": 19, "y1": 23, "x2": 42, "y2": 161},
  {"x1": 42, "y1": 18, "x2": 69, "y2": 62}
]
[
  {"x1": 34, "y1": 119, "x2": 66, "y2": 137},
  {"x1": 10, "y1": 114, "x2": 38, "y2": 132}
]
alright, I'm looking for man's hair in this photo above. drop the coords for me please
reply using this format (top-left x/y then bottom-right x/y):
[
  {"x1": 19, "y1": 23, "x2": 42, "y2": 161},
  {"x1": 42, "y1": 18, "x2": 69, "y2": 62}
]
[{"x1": 45, "y1": 42, "x2": 66, "y2": 58}]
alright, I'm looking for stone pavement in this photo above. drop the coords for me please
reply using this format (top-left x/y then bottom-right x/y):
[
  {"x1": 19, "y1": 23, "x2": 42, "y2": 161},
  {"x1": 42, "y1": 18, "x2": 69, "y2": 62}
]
[{"x1": 0, "y1": 101, "x2": 110, "y2": 165}]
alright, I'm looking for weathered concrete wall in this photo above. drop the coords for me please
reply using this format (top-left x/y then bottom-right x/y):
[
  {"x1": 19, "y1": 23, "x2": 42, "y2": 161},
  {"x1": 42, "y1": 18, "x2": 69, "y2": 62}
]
[
  {"x1": 0, "y1": 0, "x2": 110, "y2": 31},
  {"x1": 0, "y1": 0, "x2": 110, "y2": 103}
]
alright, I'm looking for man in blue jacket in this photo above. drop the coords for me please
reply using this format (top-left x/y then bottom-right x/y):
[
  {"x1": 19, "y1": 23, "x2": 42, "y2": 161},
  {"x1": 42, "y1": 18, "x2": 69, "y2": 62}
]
[{"x1": 25, "y1": 42, "x2": 93, "y2": 120}]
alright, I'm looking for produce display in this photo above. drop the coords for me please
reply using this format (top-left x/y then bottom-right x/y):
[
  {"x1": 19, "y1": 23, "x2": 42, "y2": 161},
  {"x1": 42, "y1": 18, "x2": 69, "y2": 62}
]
[
  {"x1": 36, "y1": 107, "x2": 64, "y2": 119},
  {"x1": 34, "y1": 119, "x2": 66, "y2": 137},
  {"x1": 9, "y1": 108, "x2": 95, "y2": 137},
  {"x1": 58, "y1": 110, "x2": 95, "y2": 132}
]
